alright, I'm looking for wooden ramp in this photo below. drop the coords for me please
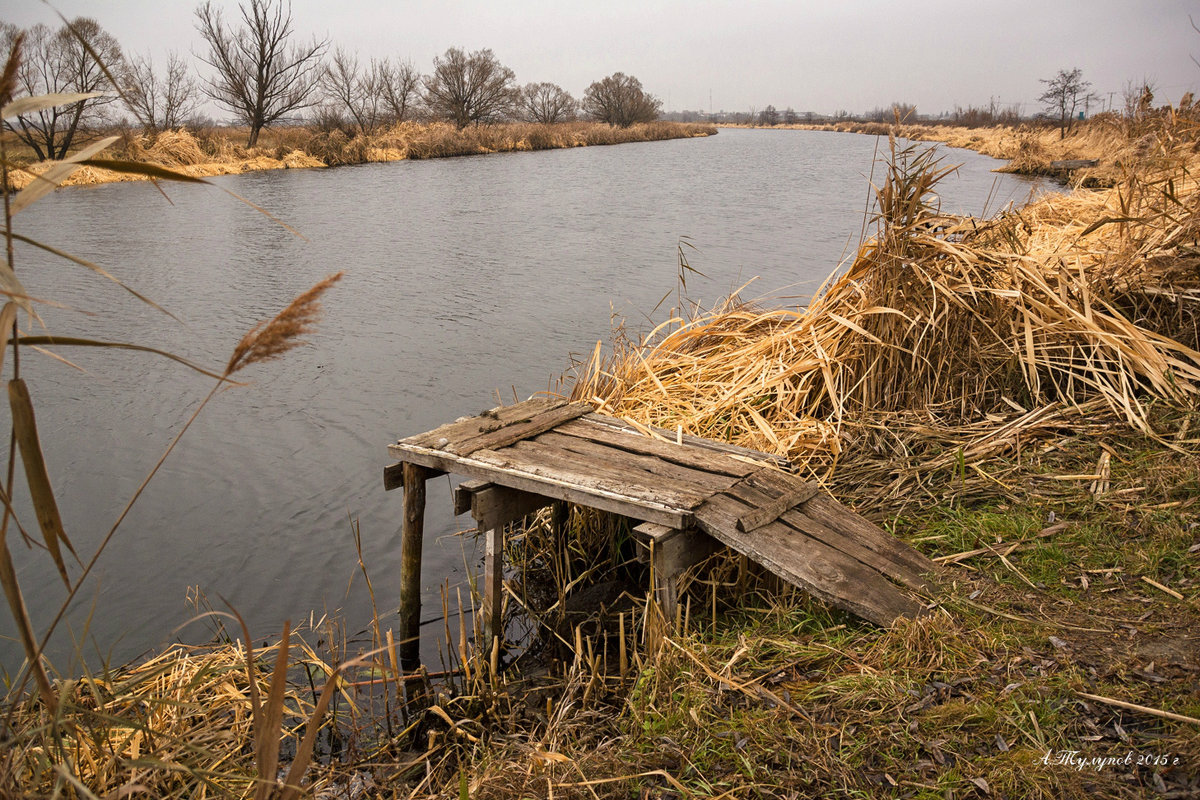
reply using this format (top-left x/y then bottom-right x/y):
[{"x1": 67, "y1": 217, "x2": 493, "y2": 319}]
[{"x1": 386, "y1": 397, "x2": 936, "y2": 665}]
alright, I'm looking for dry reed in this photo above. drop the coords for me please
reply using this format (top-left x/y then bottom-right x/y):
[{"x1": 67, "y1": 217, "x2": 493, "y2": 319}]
[
  {"x1": 573, "y1": 118, "x2": 1200, "y2": 511},
  {"x1": 4, "y1": 121, "x2": 716, "y2": 190},
  {"x1": 226, "y1": 271, "x2": 343, "y2": 376},
  {"x1": 144, "y1": 129, "x2": 207, "y2": 166}
]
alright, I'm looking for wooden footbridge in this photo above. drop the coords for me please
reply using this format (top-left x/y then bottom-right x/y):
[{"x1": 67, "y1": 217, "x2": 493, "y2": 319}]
[{"x1": 385, "y1": 397, "x2": 935, "y2": 666}]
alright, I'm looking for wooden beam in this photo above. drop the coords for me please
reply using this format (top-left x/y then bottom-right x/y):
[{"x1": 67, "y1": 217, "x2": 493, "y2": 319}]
[
  {"x1": 398, "y1": 462, "x2": 430, "y2": 669},
  {"x1": 452, "y1": 480, "x2": 489, "y2": 515},
  {"x1": 550, "y1": 500, "x2": 569, "y2": 538},
  {"x1": 384, "y1": 461, "x2": 444, "y2": 491},
  {"x1": 387, "y1": 442, "x2": 689, "y2": 528},
  {"x1": 456, "y1": 482, "x2": 552, "y2": 531},
  {"x1": 634, "y1": 523, "x2": 721, "y2": 622},
  {"x1": 448, "y1": 402, "x2": 592, "y2": 456},
  {"x1": 383, "y1": 462, "x2": 405, "y2": 491},
  {"x1": 735, "y1": 480, "x2": 819, "y2": 532}
]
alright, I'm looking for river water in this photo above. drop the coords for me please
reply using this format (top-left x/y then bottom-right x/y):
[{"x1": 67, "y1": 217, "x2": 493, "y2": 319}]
[{"x1": 3, "y1": 128, "x2": 1041, "y2": 671}]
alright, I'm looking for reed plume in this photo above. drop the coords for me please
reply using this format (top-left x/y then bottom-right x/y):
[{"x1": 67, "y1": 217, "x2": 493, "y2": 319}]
[
  {"x1": 0, "y1": 32, "x2": 21, "y2": 106},
  {"x1": 226, "y1": 271, "x2": 343, "y2": 376}
]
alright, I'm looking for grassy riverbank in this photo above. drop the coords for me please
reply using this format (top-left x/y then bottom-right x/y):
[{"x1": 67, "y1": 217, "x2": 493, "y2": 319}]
[
  {"x1": 3, "y1": 120, "x2": 717, "y2": 190},
  {"x1": 5, "y1": 112, "x2": 1200, "y2": 797}
]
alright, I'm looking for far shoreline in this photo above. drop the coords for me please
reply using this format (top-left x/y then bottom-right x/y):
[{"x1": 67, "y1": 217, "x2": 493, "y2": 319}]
[
  {"x1": 717, "y1": 119, "x2": 1124, "y2": 182},
  {"x1": 4, "y1": 119, "x2": 717, "y2": 192}
]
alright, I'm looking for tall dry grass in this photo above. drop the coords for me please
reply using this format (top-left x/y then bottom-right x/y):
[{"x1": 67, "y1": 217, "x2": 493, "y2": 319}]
[
  {"x1": 306, "y1": 119, "x2": 715, "y2": 163},
  {"x1": 810, "y1": 92, "x2": 1200, "y2": 184},
  {"x1": 573, "y1": 119, "x2": 1200, "y2": 508},
  {"x1": 5, "y1": 120, "x2": 717, "y2": 188}
]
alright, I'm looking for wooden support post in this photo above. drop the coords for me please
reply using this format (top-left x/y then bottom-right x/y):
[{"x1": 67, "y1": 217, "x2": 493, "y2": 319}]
[
  {"x1": 398, "y1": 462, "x2": 430, "y2": 669},
  {"x1": 550, "y1": 500, "x2": 569, "y2": 537},
  {"x1": 452, "y1": 482, "x2": 552, "y2": 650},
  {"x1": 634, "y1": 522, "x2": 721, "y2": 624},
  {"x1": 483, "y1": 522, "x2": 503, "y2": 647}
]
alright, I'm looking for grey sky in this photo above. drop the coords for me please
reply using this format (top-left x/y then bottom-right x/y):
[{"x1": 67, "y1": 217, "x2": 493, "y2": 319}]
[{"x1": 4, "y1": 0, "x2": 1198, "y2": 116}]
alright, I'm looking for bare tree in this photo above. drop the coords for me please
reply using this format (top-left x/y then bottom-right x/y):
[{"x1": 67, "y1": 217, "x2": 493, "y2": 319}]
[
  {"x1": 1039, "y1": 67, "x2": 1093, "y2": 139},
  {"x1": 377, "y1": 58, "x2": 421, "y2": 123},
  {"x1": 1, "y1": 18, "x2": 123, "y2": 160},
  {"x1": 124, "y1": 51, "x2": 200, "y2": 133},
  {"x1": 581, "y1": 72, "x2": 660, "y2": 127},
  {"x1": 194, "y1": 0, "x2": 327, "y2": 146},
  {"x1": 757, "y1": 104, "x2": 779, "y2": 126},
  {"x1": 1122, "y1": 79, "x2": 1156, "y2": 122},
  {"x1": 423, "y1": 47, "x2": 516, "y2": 128},
  {"x1": 519, "y1": 81, "x2": 576, "y2": 124},
  {"x1": 319, "y1": 46, "x2": 384, "y2": 134}
]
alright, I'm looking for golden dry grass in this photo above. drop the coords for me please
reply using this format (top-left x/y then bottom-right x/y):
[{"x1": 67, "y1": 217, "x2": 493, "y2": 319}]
[
  {"x1": 791, "y1": 94, "x2": 1200, "y2": 184},
  {"x1": 4, "y1": 120, "x2": 717, "y2": 188},
  {"x1": 572, "y1": 122, "x2": 1200, "y2": 507},
  {"x1": 0, "y1": 637, "x2": 350, "y2": 798}
]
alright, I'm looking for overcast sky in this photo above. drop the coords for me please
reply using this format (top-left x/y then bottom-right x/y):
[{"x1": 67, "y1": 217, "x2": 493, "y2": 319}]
[{"x1": 4, "y1": 0, "x2": 1198, "y2": 117}]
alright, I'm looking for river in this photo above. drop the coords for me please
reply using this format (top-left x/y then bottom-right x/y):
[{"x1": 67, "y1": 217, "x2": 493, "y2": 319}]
[{"x1": 3, "y1": 128, "x2": 1041, "y2": 671}]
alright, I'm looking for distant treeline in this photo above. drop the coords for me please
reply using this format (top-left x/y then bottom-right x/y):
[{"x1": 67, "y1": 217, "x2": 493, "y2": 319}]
[
  {"x1": 664, "y1": 74, "x2": 1180, "y2": 134},
  {"x1": 1, "y1": 0, "x2": 667, "y2": 160}
]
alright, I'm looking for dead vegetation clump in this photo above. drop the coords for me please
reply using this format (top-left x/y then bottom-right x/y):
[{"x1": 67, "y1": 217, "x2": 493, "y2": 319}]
[
  {"x1": 572, "y1": 124, "x2": 1200, "y2": 513},
  {"x1": 2, "y1": 121, "x2": 717, "y2": 190},
  {"x1": 143, "y1": 128, "x2": 208, "y2": 166},
  {"x1": 3, "y1": 641, "x2": 292, "y2": 795}
]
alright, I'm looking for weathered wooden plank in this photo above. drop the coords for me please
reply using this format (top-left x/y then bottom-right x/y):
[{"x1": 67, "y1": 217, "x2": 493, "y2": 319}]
[
  {"x1": 491, "y1": 439, "x2": 712, "y2": 510},
  {"x1": 727, "y1": 471, "x2": 932, "y2": 591},
  {"x1": 581, "y1": 412, "x2": 790, "y2": 469},
  {"x1": 531, "y1": 430, "x2": 742, "y2": 498},
  {"x1": 734, "y1": 470, "x2": 931, "y2": 582},
  {"x1": 386, "y1": 442, "x2": 688, "y2": 528},
  {"x1": 448, "y1": 402, "x2": 592, "y2": 456},
  {"x1": 401, "y1": 397, "x2": 563, "y2": 450},
  {"x1": 729, "y1": 470, "x2": 936, "y2": 587},
  {"x1": 780, "y1": 507, "x2": 933, "y2": 591},
  {"x1": 735, "y1": 479, "x2": 819, "y2": 532},
  {"x1": 694, "y1": 492, "x2": 924, "y2": 626},
  {"x1": 556, "y1": 417, "x2": 758, "y2": 478},
  {"x1": 802, "y1": 494, "x2": 938, "y2": 582}
]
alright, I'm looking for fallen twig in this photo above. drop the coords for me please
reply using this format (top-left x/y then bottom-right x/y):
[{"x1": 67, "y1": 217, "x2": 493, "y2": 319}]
[
  {"x1": 1140, "y1": 576, "x2": 1184, "y2": 601},
  {"x1": 1076, "y1": 691, "x2": 1200, "y2": 726}
]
